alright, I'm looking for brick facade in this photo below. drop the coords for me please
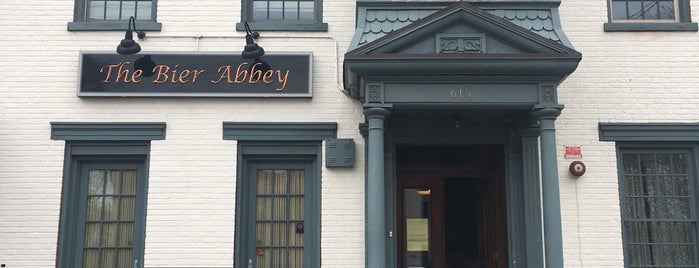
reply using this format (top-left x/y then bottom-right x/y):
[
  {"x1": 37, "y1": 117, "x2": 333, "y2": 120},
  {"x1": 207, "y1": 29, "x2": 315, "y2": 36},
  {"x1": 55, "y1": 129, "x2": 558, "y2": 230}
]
[{"x1": 1, "y1": 0, "x2": 697, "y2": 267}]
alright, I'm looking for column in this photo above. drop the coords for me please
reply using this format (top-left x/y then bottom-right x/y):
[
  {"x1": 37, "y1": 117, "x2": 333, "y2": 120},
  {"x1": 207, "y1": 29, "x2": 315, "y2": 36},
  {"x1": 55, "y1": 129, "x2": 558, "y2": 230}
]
[
  {"x1": 505, "y1": 130, "x2": 526, "y2": 268},
  {"x1": 520, "y1": 128, "x2": 544, "y2": 268},
  {"x1": 531, "y1": 107, "x2": 563, "y2": 267},
  {"x1": 364, "y1": 107, "x2": 390, "y2": 268}
]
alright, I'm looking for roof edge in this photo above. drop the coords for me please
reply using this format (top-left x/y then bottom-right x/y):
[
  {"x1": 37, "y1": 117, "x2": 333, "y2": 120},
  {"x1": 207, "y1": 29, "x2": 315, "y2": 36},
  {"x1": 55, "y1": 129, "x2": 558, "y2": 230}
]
[{"x1": 349, "y1": 0, "x2": 573, "y2": 50}]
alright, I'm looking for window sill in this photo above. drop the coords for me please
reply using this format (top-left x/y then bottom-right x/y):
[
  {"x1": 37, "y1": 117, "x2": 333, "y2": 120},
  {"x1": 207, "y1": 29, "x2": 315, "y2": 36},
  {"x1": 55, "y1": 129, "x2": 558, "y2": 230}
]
[
  {"x1": 236, "y1": 22, "x2": 328, "y2": 32},
  {"x1": 604, "y1": 22, "x2": 698, "y2": 32},
  {"x1": 68, "y1": 21, "x2": 162, "y2": 31}
]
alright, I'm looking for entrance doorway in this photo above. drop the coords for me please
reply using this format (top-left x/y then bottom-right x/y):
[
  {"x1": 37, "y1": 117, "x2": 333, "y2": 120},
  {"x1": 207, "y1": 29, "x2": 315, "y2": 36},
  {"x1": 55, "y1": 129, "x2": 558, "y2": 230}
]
[{"x1": 396, "y1": 144, "x2": 508, "y2": 268}]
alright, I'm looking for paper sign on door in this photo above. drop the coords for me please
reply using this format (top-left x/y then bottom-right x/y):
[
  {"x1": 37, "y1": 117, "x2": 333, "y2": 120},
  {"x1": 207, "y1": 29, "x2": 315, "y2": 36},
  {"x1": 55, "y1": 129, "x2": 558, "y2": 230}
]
[{"x1": 406, "y1": 218, "x2": 429, "y2": 251}]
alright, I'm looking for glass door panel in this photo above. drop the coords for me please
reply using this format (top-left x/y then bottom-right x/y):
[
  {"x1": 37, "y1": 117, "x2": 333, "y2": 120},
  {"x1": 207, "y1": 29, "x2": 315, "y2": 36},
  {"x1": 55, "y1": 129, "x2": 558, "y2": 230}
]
[
  {"x1": 403, "y1": 188, "x2": 431, "y2": 268},
  {"x1": 397, "y1": 177, "x2": 444, "y2": 268}
]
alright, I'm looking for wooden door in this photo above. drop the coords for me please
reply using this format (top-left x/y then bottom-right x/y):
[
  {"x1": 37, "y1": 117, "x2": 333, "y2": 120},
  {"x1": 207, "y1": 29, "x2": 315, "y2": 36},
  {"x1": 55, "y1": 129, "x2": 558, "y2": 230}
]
[{"x1": 395, "y1": 144, "x2": 507, "y2": 268}]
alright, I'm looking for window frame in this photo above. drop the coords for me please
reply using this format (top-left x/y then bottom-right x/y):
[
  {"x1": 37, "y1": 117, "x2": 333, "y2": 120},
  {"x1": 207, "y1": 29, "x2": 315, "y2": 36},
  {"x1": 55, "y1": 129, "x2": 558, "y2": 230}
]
[
  {"x1": 237, "y1": 0, "x2": 328, "y2": 31},
  {"x1": 604, "y1": 0, "x2": 698, "y2": 31},
  {"x1": 615, "y1": 143, "x2": 699, "y2": 267},
  {"x1": 223, "y1": 122, "x2": 336, "y2": 267},
  {"x1": 56, "y1": 141, "x2": 151, "y2": 268},
  {"x1": 51, "y1": 122, "x2": 164, "y2": 268},
  {"x1": 599, "y1": 123, "x2": 699, "y2": 266},
  {"x1": 68, "y1": 0, "x2": 162, "y2": 31},
  {"x1": 234, "y1": 142, "x2": 322, "y2": 268}
]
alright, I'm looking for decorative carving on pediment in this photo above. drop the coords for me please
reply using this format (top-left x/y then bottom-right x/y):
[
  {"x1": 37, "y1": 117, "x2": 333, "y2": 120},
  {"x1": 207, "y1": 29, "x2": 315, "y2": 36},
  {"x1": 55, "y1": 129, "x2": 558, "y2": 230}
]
[
  {"x1": 539, "y1": 84, "x2": 557, "y2": 105},
  {"x1": 367, "y1": 83, "x2": 384, "y2": 104},
  {"x1": 436, "y1": 34, "x2": 486, "y2": 54}
]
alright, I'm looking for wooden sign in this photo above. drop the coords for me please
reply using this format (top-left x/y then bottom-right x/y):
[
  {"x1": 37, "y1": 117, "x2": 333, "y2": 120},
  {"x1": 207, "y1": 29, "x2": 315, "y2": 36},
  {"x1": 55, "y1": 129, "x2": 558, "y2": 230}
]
[{"x1": 78, "y1": 52, "x2": 312, "y2": 97}]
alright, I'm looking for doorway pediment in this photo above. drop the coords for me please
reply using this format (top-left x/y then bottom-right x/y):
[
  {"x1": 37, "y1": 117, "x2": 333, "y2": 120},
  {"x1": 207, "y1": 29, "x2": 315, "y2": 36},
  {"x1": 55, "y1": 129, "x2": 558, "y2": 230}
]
[{"x1": 343, "y1": 1, "x2": 582, "y2": 106}]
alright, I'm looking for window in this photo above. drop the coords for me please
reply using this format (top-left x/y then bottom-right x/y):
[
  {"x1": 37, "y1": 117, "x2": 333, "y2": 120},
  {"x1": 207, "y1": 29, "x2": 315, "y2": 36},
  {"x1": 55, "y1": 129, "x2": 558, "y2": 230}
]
[
  {"x1": 51, "y1": 122, "x2": 165, "y2": 268},
  {"x1": 242, "y1": 161, "x2": 317, "y2": 267},
  {"x1": 68, "y1": 0, "x2": 161, "y2": 31},
  {"x1": 238, "y1": 0, "x2": 327, "y2": 31},
  {"x1": 234, "y1": 144, "x2": 321, "y2": 268},
  {"x1": 605, "y1": 0, "x2": 697, "y2": 31},
  {"x1": 612, "y1": 0, "x2": 678, "y2": 21},
  {"x1": 619, "y1": 148, "x2": 698, "y2": 267},
  {"x1": 56, "y1": 142, "x2": 151, "y2": 268},
  {"x1": 76, "y1": 161, "x2": 148, "y2": 268},
  {"x1": 599, "y1": 123, "x2": 699, "y2": 267},
  {"x1": 224, "y1": 122, "x2": 337, "y2": 268}
]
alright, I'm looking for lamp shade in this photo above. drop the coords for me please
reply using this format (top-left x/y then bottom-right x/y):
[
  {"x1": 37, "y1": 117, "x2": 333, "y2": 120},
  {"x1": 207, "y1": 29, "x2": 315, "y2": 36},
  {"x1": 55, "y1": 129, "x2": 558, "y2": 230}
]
[
  {"x1": 242, "y1": 43, "x2": 264, "y2": 59},
  {"x1": 117, "y1": 31, "x2": 141, "y2": 55}
]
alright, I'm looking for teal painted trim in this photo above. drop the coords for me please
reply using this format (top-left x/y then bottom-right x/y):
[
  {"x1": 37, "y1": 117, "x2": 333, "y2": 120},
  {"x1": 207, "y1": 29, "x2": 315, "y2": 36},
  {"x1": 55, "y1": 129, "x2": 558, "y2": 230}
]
[
  {"x1": 240, "y1": 142, "x2": 321, "y2": 156},
  {"x1": 345, "y1": 56, "x2": 581, "y2": 75},
  {"x1": 349, "y1": 3, "x2": 578, "y2": 55},
  {"x1": 604, "y1": 0, "x2": 697, "y2": 32},
  {"x1": 615, "y1": 144, "x2": 629, "y2": 268},
  {"x1": 599, "y1": 123, "x2": 699, "y2": 141},
  {"x1": 56, "y1": 141, "x2": 150, "y2": 268},
  {"x1": 356, "y1": 0, "x2": 563, "y2": 3},
  {"x1": 234, "y1": 142, "x2": 322, "y2": 268},
  {"x1": 520, "y1": 128, "x2": 545, "y2": 268},
  {"x1": 68, "y1": 21, "x2": 162, "y2": 31},
  {"x1": 350, "y1": 1, "x2": 575, "y2": 50},
  {"x1": 70, "y1": 142, "x2": 150, "y2": 156},
  {"x1": 222, "y1": 122, "x2": 337, "y2": 140},
  {"x1": 238, "y1": 0, "x2": 327, "y2": 32},
  {"x1": 235, "y1": 22, "x2": 328, "y2": 31},
  {"x1": 70, "y1": 0, "x2": 160, "y2": 31},
  {"x1": 364, "y1": 107, "x2": 390, "y2": 268},
  {"x1": 678, "y1": 0, "x2": 692, "y2": 22},
  {"x1": 383, "y1": 128, "x2": 397, "y2": 268},
  {"x1": 505, "y1": 130, "x2": 527, "y2": 268},
  {"x1": 344, "y1": 56, "x2": 581, "y2": 98},
  {"x1": 548, "y1": 7, "x2": 575, "y2": 48},
  {"x1": 344, "y1": 1, "x2": 582, "y2": 99},
  {"x1": 50, "y1": 122, "x2": 166, "y2": 141},
  {"x1": 604, "y1": 22, "x2": 698, "y2": 32},
  {"x1": 613, "y1": 144, "x2": 699, "y2": 268},
  {"x1": 532, "y1": 108, "x2": 564, "y2": 267}
]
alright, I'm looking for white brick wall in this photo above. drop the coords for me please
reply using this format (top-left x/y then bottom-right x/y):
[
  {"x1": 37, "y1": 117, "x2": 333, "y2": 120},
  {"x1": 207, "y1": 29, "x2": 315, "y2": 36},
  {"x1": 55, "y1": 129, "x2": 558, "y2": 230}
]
[
  {"x1": 0, "y1": 0, "x2": 364, "y2": 267},
  {"x1": 3, "y1": 0, "x2": 699, "y2": 267},
  {"x1": 557, "y1": 0, "x2": 699, "y2": 267}
]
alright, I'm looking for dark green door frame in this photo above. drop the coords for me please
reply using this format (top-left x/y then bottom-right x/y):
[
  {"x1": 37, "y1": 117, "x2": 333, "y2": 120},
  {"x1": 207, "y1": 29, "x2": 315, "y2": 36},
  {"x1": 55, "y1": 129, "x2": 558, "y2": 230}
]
[{"x1": 372, "y1": 111, "x2": 544, "y2": 268}]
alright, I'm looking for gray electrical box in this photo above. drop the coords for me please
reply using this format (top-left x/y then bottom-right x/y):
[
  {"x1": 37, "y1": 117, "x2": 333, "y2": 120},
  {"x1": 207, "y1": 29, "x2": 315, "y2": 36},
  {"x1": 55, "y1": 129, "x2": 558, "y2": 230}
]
[{"x1": 325, "y1": 138, "x2": 354, "y2": 168}]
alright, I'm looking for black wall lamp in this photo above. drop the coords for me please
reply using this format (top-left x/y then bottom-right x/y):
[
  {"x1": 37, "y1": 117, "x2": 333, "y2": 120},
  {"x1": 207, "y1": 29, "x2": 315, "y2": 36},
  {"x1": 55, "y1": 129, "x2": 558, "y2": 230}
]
[
  {"x1": 117, "y1": 16, "x2": 146, "y2": 55},
  {"x1": 114, "y1": 16, "x2": 155, "y2": 77},
  {"x1": 241, "y1": 22, "x2": 270, "y2": 72},
  {"x1": 241, "y1": 22, "x2": 264, "y2": 59}
]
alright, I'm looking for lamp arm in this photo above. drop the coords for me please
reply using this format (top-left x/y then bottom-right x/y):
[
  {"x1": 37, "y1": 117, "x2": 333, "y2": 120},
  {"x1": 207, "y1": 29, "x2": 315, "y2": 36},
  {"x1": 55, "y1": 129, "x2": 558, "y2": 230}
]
[
  {"x1": 243, "y1": 21, "x2": 260, "y2": 40},
  {"x1": 128, "y1": 16, "x2": 146, "y2": 39}
]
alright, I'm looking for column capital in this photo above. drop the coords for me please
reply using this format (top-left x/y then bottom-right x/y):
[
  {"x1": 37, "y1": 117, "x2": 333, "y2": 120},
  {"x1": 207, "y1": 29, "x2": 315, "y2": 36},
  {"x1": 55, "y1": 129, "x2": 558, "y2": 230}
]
[
  {"x1": 530, "y1": 106, "x2": 562, "y2": 121},
  {"x1": 363, "y1": 107, "x2": 391, "y2": 119}
]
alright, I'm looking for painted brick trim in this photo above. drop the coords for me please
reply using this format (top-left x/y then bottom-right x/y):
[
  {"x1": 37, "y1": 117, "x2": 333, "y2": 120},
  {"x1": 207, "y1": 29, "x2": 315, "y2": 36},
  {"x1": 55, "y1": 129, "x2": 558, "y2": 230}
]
[
  {"x1": 222, "y1": 122, "x2": 337, "y2": 140},
  {"x1": 599, "y1": 123, "x2": 699, "y2": 141},
  {"x1": 50, "y1": 122, "x2": 167, "y2": 141}
]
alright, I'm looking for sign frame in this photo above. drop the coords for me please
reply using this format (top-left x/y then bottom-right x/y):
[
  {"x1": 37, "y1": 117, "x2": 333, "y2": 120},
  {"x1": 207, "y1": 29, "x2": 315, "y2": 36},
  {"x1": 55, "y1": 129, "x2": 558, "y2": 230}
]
[{"x1": 77, "y1": 51, "x2": 313, "y2": 98}]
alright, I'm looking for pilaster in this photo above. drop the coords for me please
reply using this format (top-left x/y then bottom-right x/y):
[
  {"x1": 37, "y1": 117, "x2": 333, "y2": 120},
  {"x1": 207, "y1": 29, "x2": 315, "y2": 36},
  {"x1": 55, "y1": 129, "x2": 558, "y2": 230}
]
[{"x1": 519, "y1": 127, "x2": 544, "y2": 268}]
